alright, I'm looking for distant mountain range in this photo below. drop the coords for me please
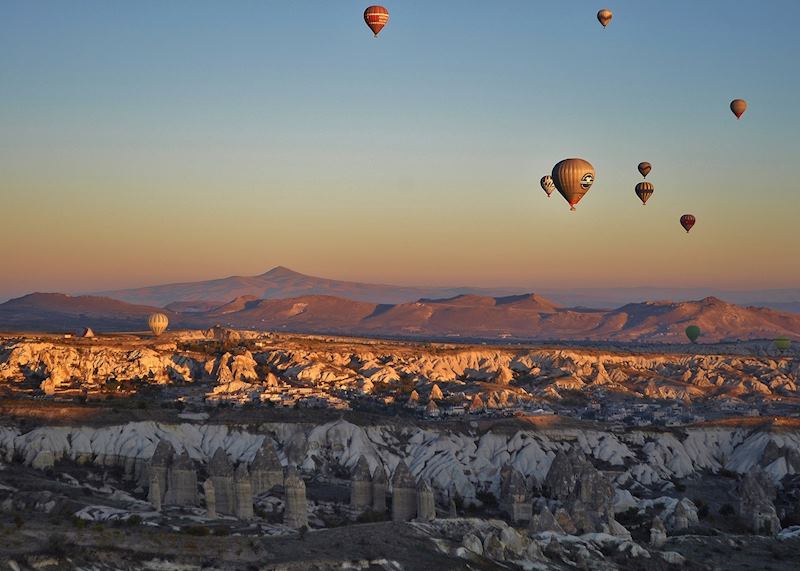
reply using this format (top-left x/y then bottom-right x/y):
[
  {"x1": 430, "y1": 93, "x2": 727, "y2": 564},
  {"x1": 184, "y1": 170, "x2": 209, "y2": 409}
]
[
  {"x1": 2, "y1": 291, "x2": 799, "y2": 344},
  {"x1": 93, "y1": 266, "x2": 526, "y2": 307},
  {"x1": 92, "y1": 266, "x2": 800, "y2": 313}
]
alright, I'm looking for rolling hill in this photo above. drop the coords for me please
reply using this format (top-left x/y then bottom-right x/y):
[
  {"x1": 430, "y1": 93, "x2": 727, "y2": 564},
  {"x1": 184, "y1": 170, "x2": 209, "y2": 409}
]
[{"x1": 3, "y1": 291, "x2": 800, "y2": 343}]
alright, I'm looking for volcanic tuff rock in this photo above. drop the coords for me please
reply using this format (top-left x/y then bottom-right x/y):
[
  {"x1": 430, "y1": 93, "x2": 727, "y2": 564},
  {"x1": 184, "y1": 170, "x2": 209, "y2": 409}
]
[
  {"x1": 391, "y1": 460, "x2": 417, "y2": 522},
  {"x1": 3, "y1": 337, "x2": 799, "y2": 405},
  {"x1": 350, "y1": 455, "x2": 372, "y2": 511},
  {"x1": 250, "y1": 439, "x2": 284, "y2": 495},
  {"x1": 2, "y1": 420, "x2": 800, "y2": 501},
  {"x1": 284, "y1": 466, "x2": 308, "y2": 529},
  {"x1": 740, "y1": 469, "x2": 781, "y2": 535}
]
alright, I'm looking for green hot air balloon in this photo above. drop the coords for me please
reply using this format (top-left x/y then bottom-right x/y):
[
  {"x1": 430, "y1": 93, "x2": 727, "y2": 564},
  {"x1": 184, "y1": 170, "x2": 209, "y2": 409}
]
[
  {"x1": 774, "y1": 337, "x2": 791, "y2": 351},
  {"x1": 685, "y1": 325, "x2": 701, "y2": 343}
]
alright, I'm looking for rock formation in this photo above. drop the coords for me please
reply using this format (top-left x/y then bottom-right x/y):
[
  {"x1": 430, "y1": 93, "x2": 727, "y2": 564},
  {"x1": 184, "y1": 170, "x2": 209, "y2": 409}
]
[
  {"x1": 208, "y1": 447, "x2": 235, "y2": 516},
  {"x1": 554, "y1": 507, "x2": 577, "y2": 535},
  {"x1": 500, "y1": 466, "x2": 532, "y2": 523},
  {"x1": 148, "y1": 474, "x2": 162, "y2": 512},
  {"x1": 416, "y1": 479, "x2": 435, "y2": 522},
  {"x1": 372, "y1": 465, "x2": 387, "y2": 513},
  {"x1": 284, "y1": 466, "x2": 308, "y2": 529},
  {"x1": 391, "y1": 460, "x2": 417, "y2": 522},
  {"x1": 164, "y1": 450, "x2": 198, "y2": 507},
  {"x1": 234, "y1": 463, "x2": 254, "y2": 520},
  {"x1": 350, "y1": 455, "x2": 372, "y2": 512},
  {"x1": 670, "y1": 498, "x2": 699, "y2": 531},
  {"x1": 250, "y1": 439, "x2": 283, "y2": 495},
  {"x1": 739, "y1": 469, "x2": 781, "y2": 536},
  {"x1": 203, "y1": 479, "x2": 216, "y2": 519},
  {"x1": 529, "y1": 506, "x2": 564, "y2": 534},
  {"x1": 650, "y1": 516, "x2": 667, "y2": 548},
  {"x1": 148, "y1": 440, "x2": 175, "y2": 504},
  {"x1": 30, "y1": 450, "x2": 55, "y2": 471}
]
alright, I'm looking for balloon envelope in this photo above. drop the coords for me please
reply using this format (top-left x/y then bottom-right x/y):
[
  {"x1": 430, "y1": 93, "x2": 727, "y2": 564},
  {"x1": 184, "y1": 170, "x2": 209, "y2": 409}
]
[
  {"x1": 680, "y1": 214, "x2": 696, "y2": 233},
  {"x1": 730, "y1": 99, "x2": 747, "y2": 119},
  {"x1": 148, "y1": 313, "x2": 169, "y2": 336},
  {"x1": 551, "y1": 158, "x2": 596, "y2": 211},
  {"x1": 638, "y1": 162, "x2": 652, "y2": 178},
  {"x1": 685, "y1": 325, "x2": 701, "y2": 343},
  {"x1": 540, "y1": 175, "x2": 556, "y2": 198},
  {"x1": 635, "y1": 182, "x2": 654, "y2": 205},
  {"x1": 364, "y1": 5, "x2": 389, "y2": 36},
  {"x1": 597, "y1": 9, "x2": 613, "y2": 27}
]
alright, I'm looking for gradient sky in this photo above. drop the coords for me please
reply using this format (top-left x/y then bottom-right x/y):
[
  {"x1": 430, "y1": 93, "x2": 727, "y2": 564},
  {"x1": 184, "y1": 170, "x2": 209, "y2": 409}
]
[{"x1": 2, "y1": 0, "x2": 799, "y2": 300}]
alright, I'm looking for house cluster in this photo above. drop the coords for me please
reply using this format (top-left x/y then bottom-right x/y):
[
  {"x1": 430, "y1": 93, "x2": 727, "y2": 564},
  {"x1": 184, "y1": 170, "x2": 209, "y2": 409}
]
[
  {"x1": 398, "y1": 384, "x2": 554, "y2": 420},
  {"x1": 575, "y1": 401, "x2": 705, "y2": 427}
]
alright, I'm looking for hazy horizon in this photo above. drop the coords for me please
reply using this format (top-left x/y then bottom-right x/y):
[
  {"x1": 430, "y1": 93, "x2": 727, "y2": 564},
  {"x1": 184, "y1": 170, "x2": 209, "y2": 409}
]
[{"x1": 3, "y1": 0, "x2": 799, "y2": 300}]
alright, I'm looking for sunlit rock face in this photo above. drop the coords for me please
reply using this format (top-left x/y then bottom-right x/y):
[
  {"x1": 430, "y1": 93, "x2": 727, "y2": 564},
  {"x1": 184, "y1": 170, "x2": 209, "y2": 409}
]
[{"x1": 2, "y1": 335, "x2": 797, "y2": 406}]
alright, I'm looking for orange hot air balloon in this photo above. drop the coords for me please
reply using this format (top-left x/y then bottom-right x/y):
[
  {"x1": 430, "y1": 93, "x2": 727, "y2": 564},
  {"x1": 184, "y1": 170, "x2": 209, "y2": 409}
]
[
  {"x1": 597, "y1": 9, "x2": 613, "y2": 28},
  {"x1": 638, "y1": 162, "x2": 652, "y2": 178},
  {"x1": 364, "y1": 5, "x2": 389, "y2": 37},
  {"x1": 635, "y1": 182, "x2": 654, "y2": 205},
  {"x1": 540, "y1": 175, "x2": 556, "y2": 198},
  {"x1": 680, "y1": 214, "x2": 696, "y2": 233},
  {"x1": 551, "y1": 158, "x2": 596, "y2": 211},
  {"x1": 730, "y1": 99, "x2": 747, "y2": 119}
]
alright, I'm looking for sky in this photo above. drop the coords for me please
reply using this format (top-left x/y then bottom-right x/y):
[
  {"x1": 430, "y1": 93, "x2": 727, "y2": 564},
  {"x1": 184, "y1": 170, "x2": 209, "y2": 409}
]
[{"x1": 1, "y1": 0, "x2": 799, "y2": 300}]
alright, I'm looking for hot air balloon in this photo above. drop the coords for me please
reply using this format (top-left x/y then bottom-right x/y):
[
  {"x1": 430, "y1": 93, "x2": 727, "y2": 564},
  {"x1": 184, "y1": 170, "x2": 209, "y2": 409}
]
[
  {"x1": 730, "y1": 99, "x2": 747, "y2": 119},
  {"x1": 680, "y1": 214, "x2": 696, "y2": 233},
  {"x1": 148, "y1": 313, "x2": 169, "y2": 336},
  {"x1": 540, "y1": 175, "x2": 556, "y2": 198},
  {"x1": 364, "y1": 5, "x2": 389, "y2": 37},
  {"x1": 685, "y1": 325, "x2": 701, "y2": 343},
  {"x1": 597, "y1": 9, "x2": 613, "y2": 28},
  {"x1": 638, "y1": 162, "x2": 652, "y2": 178},
  {"x1": 635, "y1": 182, "x2": 654, "y2": 205},
  {"x1": 774, "y1": 337, "x2": 791, "y2": 351},
  {"x1": 551, "y1": 158, "x2": 596, "y2": 211}
]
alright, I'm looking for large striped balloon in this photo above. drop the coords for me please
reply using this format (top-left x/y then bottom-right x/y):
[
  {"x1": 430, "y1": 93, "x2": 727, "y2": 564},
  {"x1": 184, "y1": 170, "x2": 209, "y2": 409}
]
[
  {"x1": 551, "y1": 158, "x2": 595, "y2": 211},
  {"x1": 364, "y1": 5, "x2": 389, "y2": 37},
  {"x1": 148, "y1": 313, "x2": 169, "y2": 336}
]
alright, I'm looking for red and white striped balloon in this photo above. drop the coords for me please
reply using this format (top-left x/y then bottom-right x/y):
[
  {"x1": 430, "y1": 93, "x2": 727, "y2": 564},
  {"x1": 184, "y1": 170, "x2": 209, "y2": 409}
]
[{"x1": 364, "y1": 5, "x2": 389, "y2": 37}]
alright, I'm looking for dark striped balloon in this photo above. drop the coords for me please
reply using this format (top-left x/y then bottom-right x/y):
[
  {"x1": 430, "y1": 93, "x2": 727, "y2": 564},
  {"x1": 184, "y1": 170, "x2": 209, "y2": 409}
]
[
  {"x1": 540, "y1": 175, "x2": 556, "y2": 198},
  {"x1": 364, "y1": 5, "x2": 389, "y2": 37},
  {"x1": 635, "y1": 182, "x2": 654, "y2": 205},
  {"x1": 637, "y1": 162, "x2": 652, "y2": 178}
]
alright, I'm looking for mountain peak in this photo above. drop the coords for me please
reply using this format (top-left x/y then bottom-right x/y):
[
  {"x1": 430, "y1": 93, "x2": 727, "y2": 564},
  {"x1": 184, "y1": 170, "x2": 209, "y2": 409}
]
[{"x1": 261, "y1": 266, "x2": 304, "y2": 278}]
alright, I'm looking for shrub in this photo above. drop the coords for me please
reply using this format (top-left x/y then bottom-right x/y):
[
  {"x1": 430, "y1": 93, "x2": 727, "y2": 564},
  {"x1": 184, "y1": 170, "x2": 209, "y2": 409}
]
[
  {"x1": 356, "y1": 509, "x2": 385, "y2": 524},
  {"x1": 126, "y1": 515, "x2": 142, "y2": 526},
  {"x1": 43, "y1": 533, "x2": 68, "y2": 557},
  {"x1": 475, "y1": 490, "x2": 498, "y2": 508},
  {"x1": 719, "y1": 504, "x2": 735, "y2": 517}
]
